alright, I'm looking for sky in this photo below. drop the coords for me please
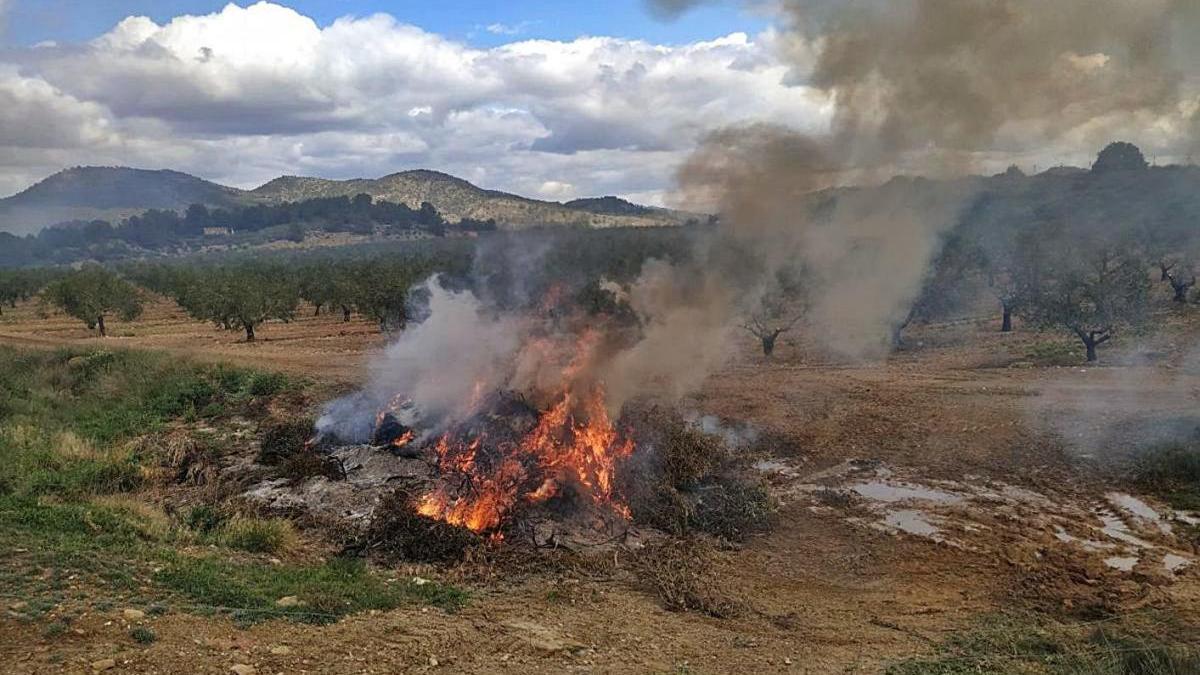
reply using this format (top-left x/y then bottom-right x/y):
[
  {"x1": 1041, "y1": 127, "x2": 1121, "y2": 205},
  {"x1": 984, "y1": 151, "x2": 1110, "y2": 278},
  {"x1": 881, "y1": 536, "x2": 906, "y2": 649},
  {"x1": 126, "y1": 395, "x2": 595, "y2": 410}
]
[
  {"x1": 0, "y1": 0, "x2": 801, "y2": 204},
  {"x1": 0, "y1": 1, "x2": 1192, "y2": 208},
  {"x1": 5, "y1": 0, "x2": 771, "y2": 48}
]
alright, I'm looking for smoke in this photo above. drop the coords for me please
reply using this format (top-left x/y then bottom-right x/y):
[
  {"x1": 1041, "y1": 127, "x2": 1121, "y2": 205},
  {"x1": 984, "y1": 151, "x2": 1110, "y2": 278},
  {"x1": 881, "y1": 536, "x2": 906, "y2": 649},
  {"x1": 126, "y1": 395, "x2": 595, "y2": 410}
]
[
  {"x1": 655, "y1": 0, "x2": 1200, "y2": 359},
  {"x1": 325, "y1": 0, "x2": 1200, "y2": 440},
  {"x1": 317, "y1": 278, "x2": 525, "y2": 441}
]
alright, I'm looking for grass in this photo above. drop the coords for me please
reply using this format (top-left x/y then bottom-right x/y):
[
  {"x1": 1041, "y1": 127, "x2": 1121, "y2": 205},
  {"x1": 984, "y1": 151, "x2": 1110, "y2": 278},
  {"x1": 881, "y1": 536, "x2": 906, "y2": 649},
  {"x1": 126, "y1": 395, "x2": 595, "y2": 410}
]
[
  {"x1": 1024, "y1": 339, "x2": 1084, "y2": 367},
  {"x1": 155, "y1": 554, "x2": 466, "y2": 625},
  {"x1": 0, "y1": 345, "x2": 463, "y2": 625},
  {"x1": 1129, "y1": 441, "x2": 1200, "y2": 511},
  {"x1": 886, "y1": 613, "x2": 1200, "y2": 674},
  {"x1": 218, "y1": 516, "x2": 296, "y2": 554}
]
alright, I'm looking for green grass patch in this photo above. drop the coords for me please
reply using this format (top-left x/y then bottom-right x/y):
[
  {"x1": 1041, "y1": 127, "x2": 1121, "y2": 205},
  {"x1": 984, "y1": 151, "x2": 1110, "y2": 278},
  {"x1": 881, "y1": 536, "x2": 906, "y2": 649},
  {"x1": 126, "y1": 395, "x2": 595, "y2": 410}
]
[
  {"x1": 0, "y1": 346, "x2": 294, "y2": 446},
  {"x1": 217, "y1": 516, "x2": 296, "y2": 554},
  {"x1": 1023, "y1": 339, "x2": 1083, "y2": 367},
  {"x1": 887, "y1": 613, "x2": 1200, "y2": 675},
  {"x1": 155, "y1": 554, "x2": 466, "y2": 625},
  {"x1": 0, "y1": 345, "x2": 452, "y2": 626}
]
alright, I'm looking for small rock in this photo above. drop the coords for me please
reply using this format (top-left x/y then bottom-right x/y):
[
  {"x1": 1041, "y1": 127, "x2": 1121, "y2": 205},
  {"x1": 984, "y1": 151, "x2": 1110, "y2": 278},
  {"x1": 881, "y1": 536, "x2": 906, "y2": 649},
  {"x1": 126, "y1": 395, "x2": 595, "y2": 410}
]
[
  {"x1": 230, "y1": 665, "x2": 256, "y2": 675},
  {"x1": 270, "y1": 646, "x2": 292, "y2": 656},
  {"x1": 275, "y1": 596, "x2": 304, "y2": 608},
  {"x1": 412, "y1": 577, "x2": 431, "y2": 586},
  {"x1": 429, "y1": 656, "x2": 439, "y2": 667},
  {"x1": 91, "y1": 659, "x2": 116, "y2": 671},
  {"x1": 9, "y1": 601, "x2": 28, "y2": 611},
  {"x1": 122, "y1": 609, "x2": 145, "y2": 621}
]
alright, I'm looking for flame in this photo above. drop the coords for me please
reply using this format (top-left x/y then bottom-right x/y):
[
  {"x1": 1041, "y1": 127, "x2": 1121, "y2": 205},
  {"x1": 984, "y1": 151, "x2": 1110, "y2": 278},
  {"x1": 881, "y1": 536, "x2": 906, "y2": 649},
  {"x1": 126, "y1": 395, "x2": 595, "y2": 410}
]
[
  {"x1": 416, "y1": 383, "x2": 633, "y2": 533},
  {"x1": 414, "y1": 331, "x2": 634, "y2": 533},
  {"x1": 391, "y1": 429, "x2": 415, "y2": 448}
]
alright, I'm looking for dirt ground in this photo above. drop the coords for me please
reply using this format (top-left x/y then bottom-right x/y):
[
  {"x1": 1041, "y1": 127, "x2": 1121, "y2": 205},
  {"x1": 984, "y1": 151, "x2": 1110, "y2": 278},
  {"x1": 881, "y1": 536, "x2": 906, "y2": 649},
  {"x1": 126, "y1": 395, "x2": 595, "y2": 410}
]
[{"x1": 1, "y1": 297, "x2": 1198, "y2": 674}]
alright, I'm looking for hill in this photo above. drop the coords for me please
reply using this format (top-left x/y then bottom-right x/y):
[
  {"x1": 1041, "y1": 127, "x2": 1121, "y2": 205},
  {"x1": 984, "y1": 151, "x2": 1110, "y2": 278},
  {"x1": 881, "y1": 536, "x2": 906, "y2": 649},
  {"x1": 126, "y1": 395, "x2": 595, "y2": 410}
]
[
  {"x1": 0, "y1": 167, "x2": 246, "y2": 236},
  {"x1": 0, "y1": 166, "x2": 696, "y2": 236},
  {"x1": 248, "y1": 171, "x2": 692, "y2": 229}
]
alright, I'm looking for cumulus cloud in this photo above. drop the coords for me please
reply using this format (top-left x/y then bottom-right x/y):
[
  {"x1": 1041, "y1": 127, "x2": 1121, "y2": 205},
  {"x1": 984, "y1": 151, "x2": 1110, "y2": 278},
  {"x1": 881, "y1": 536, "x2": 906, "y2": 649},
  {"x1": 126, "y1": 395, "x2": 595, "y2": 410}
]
[{"x1": 0, "y1": 1, "x2": 821, "y2": 203}]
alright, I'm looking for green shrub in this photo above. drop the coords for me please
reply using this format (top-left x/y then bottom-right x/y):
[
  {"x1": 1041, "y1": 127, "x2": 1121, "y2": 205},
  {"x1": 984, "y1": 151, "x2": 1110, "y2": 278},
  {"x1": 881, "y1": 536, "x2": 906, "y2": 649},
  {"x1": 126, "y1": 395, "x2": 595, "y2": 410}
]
[
  {"x1": 185, "y1": 505, "x2": 226, "y2": 535},
  {"x1": 247, "y1": 372, "x2": 289, "y2": 397},
  {"x1": 219, "y1": 516, "x2": 296, "y2": 554},
  {"x1": 130, "y1": 627, "x2": 156, "y2": 644}
]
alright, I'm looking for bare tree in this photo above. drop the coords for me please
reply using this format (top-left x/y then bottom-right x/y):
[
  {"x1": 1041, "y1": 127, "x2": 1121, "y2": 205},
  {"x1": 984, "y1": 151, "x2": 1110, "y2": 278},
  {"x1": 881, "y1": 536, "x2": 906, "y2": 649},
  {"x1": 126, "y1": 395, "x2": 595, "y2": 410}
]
[{"x1": 743, "y1": 313, "x2": 801, "y2": 358}]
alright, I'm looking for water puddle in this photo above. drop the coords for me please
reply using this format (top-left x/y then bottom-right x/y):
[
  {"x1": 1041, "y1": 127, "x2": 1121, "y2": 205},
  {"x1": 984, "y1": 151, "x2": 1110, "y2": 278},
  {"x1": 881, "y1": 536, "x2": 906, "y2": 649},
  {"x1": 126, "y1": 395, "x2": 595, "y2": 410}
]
[
  {"x1": 1054, "y1": 526, "x2": 1113, "y2": 551},
  {"x1": 878, "y1": 509, "x2": 942, "y2": 540},
  {"x1": 1107, "y1": 493, "x2": 1172, "y2": 534},
  {"x1": 1164, "y1": 554, "x2": 1191, "y2": 573},
  {"x1": 1096, "y1": 512, "x2": 1155, "y2": 548},
  {"x1": 850, "y1": 481, "x2": 964, "y2": 504},
  {"x1": 1104, "y1": 556, "x2": 1139, "y2": 571}
]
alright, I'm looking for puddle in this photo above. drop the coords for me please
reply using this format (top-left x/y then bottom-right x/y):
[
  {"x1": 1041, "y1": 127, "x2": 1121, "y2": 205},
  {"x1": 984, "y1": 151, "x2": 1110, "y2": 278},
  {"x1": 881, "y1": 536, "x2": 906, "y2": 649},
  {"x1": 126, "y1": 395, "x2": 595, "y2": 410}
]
[
  {"x1": 1107, "y1": 493, "x2": 1172, "y2": 534},
  {"x1": 879, "y1": 509, "x2": 942, "y2": 539},
  {"x1": 1164, "y1": 554, "x2": 1191, "y2": 573},
  {"x1": 1104, "y1": 556, "x2": 1139, "y2": 571},
  {"x1": 1096, "y1": 512, "x2": 1155, "y2": 548},
  {"x1": 1054, "y1": 526, "x2": 1113, "y2": 551},
  {"x1": 850, "y1": 481, "x2": 964, "y2": 504}
]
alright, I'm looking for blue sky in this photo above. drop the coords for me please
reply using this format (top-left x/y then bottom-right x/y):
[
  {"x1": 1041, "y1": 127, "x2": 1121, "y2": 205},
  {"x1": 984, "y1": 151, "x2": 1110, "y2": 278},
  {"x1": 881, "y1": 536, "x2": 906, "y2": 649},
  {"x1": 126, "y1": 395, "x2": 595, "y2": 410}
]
[{"x1": 6, "y1": 0, "x2": 769, "y2": 47}]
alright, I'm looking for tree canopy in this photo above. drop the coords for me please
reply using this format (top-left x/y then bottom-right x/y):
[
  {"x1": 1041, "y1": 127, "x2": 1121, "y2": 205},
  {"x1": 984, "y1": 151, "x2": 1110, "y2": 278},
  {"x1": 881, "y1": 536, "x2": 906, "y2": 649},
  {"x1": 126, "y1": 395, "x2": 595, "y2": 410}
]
[{"x1": 43, "y1": 266, "x2": 143, "y2": 337}]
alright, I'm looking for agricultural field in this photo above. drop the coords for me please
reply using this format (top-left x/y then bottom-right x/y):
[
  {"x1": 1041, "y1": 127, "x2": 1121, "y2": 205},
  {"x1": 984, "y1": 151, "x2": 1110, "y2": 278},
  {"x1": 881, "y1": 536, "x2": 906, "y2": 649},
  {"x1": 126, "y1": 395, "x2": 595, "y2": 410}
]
[{"x1": 0, "y1": 283, "x2": 1197, "y2": 674}]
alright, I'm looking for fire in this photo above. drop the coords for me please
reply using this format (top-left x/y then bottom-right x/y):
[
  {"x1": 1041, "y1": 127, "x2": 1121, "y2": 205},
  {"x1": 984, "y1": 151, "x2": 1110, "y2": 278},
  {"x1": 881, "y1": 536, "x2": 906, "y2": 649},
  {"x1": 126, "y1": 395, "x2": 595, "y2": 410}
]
[
  {"x1": 391, "y1": 429, "x2": 415, "y2": 449},
  {"x1": 415, "y1": 383, "x2": 634, "y2": 533}
]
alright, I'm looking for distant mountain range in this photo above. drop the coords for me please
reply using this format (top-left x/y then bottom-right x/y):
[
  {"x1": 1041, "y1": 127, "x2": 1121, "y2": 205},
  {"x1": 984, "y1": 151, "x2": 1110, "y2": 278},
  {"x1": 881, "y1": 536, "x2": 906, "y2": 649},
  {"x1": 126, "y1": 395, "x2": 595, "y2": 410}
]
[{"x1": 0, "y1": 166, "x2": 700, "y2": 236}]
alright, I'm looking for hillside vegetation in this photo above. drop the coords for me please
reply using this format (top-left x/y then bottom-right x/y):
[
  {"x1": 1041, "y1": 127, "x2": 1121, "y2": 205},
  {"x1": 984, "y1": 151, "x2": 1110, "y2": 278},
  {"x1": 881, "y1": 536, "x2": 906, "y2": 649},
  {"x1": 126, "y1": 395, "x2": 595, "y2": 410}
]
[{"x1": 0, "y1": 166, "x2": 697, "y2": 238}]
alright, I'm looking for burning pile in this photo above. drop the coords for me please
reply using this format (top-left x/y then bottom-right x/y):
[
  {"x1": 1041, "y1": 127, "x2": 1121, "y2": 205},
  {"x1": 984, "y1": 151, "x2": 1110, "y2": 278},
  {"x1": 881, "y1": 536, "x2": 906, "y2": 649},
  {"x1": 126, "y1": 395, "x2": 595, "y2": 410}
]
[
  {"x1": 414, "y1": 384, "x2": 634, "y2": 533},
  {"x1": 315, "y1": 279, "x2": 769, "y2": 547},
  {"x1": 359, "y1": 320, "x2": 640, "y2": 536}
]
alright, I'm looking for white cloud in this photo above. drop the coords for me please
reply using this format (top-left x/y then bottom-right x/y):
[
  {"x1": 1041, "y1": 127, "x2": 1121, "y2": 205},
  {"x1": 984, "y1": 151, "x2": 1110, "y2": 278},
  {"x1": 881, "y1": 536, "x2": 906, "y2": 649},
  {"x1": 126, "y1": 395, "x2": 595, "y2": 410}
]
[
  {"x1": 485, "y1": 21, "x2": 535, "y2": 36},
  {"x1": 0, "y1": 1, "x2": 826, "y2": 201}
]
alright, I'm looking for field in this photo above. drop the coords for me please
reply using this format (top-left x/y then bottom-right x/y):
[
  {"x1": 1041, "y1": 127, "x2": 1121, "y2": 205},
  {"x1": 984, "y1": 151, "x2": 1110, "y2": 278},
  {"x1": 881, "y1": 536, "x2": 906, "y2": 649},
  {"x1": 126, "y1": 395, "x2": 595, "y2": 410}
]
[{"x1": 0, "y1": 295, "x2": 1198, "y2": 674}]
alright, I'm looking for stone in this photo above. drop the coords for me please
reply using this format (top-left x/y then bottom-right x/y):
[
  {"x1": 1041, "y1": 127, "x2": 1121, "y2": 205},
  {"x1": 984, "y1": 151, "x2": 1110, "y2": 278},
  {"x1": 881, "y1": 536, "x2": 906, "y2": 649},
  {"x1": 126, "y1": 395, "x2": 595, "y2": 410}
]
[
  {"x1": 269, "y1": 646, "x2": 292, "y2": 656},
  {"x1": 91, "y1": 659, "x2": 116, "y2": 671},
  {"x1": 122, "y1": 609, "x2": 145, "y2": 621},
  {"x1": 230, "y1": 665, "x2": 257, "y2": 675},
  {"x1": 274, "y1": 596, "x2": 304, "y2": 608}
]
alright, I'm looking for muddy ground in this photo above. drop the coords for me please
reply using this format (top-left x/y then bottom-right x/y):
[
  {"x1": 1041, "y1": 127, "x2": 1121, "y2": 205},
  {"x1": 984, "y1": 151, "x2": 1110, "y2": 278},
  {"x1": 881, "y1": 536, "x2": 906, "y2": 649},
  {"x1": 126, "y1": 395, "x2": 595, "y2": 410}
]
[{"x1": 0, "y1": 297, "x2": 1198, "y2": 673}]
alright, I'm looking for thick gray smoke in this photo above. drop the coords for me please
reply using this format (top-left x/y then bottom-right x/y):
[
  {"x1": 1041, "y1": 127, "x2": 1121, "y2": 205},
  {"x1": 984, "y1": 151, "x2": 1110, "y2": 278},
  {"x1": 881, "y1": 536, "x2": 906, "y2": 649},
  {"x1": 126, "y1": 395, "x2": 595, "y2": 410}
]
[{"x1": 657, "y1": 0, "x2": 1200, "y2": 359}]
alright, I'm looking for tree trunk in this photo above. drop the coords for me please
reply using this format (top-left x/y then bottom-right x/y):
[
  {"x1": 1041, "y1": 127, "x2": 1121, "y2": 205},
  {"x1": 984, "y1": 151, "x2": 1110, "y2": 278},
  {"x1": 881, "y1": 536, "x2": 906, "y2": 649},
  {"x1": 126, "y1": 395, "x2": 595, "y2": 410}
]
[
  {"x1": 761, "y1": 335, "x2": 777, "y2": 357},
  {"x1": 342, "y1": 306, "x2": 352, "y2": 322},
  {"x1": 1001, "y1": 305, "x2": 1012, "y2": 332},
  {"x1": 245, "y1": 323, "x2": 256, "y2": 342},
  {"x1": 97, "y1": 315, "x2": 107, "y2": 338},
  {"x1": 1173, "y1": 284, "x2": 1190, "y2": 303},
  {"x1": 313, "y1": 303, "x2": 322, "y2": 317},
  {"x1": 1085, "y1": 340, "x2": 1097, "y2": 362}
]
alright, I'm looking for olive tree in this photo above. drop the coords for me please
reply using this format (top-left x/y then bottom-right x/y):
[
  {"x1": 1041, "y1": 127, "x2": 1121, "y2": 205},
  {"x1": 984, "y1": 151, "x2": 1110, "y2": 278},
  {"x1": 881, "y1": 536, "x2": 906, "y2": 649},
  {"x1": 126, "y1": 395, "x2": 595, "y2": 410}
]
[
  {"x1": 171, "y1": 265, "x2": 299, "y2": 342},
  {"x1": 1018, "y1": 237, "x2": 1150, "y2": 363},
  {"x1": 43, "y1": 266, "x2": 143, "y2": 337},
  {"x1": 349, "y1": 258, "x2": 432, "y2": 332}
]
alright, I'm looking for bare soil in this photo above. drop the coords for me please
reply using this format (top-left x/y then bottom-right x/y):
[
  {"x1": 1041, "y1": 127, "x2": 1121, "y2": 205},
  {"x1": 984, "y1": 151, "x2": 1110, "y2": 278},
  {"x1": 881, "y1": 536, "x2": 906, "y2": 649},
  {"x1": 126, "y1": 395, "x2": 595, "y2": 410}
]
[{"x1": 1, "y1": 298, "x2": 1198, "y2": 674}]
